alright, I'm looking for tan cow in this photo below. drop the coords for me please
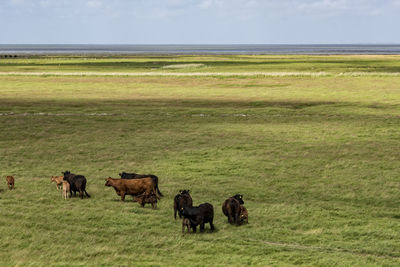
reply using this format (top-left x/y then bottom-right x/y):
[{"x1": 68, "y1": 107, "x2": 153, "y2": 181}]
[
  {"x1": 51, "y1": 176, "x2": 64, "y2": 190},
  {"x1": 62, "y1": 180, "x2": 70, "y2": 199},
  {"x1": 182, "y1": 218, "x2": 191, "y2": 235},
  {"x1": 6, "y1": 176, "x2": 14, "y2": 190}
]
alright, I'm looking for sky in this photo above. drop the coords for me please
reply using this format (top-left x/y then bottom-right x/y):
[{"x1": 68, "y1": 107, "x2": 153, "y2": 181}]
[{"x1": 1, "y1": 0, "x2": 400, "y2": 44}]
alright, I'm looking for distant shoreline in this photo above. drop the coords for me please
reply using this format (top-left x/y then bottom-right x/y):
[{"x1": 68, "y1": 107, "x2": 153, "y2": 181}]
[{"x1": 1, "y1": 44, "x2": 400, "y2": 55}]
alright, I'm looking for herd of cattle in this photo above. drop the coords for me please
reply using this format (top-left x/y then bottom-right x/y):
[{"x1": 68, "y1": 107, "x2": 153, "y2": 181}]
[{"x1": 5, "y1": 172, "x2": 248, "y2": 234}]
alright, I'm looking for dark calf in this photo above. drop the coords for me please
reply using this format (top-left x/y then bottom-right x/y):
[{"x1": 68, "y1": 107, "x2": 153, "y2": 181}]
[
  {"x1": 133, "y1": 193, "x2": 158, "y2": 209},
  {"x1": 182, "y1": 203, "x2": 214, "y2": 233},
  {"x1": 173, "y1": 190, "x2": 193, "y2": 219}
]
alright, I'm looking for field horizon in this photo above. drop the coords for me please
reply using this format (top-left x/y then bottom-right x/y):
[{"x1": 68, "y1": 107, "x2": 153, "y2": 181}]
[{"x1": 0, "y1": 55, "x2": 399, "y2": 266}]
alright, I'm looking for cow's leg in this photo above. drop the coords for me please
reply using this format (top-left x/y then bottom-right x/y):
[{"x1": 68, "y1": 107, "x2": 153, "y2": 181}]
[
  {"x1": 174, "y1": 205, "x2": 177, "y2": 219},
  {"x1": 209, "y1": 221, "x2": 215, "y2": 231},
  {"x1": 79, "y1": 190, "x2": 84, "y2": 199},
  {"x1": 192, "y1": 225, "x2": 197, "y2": 232},
  {"x1": 228, "y1": 212, "x2": 234, "y2": 224},
  {"x1": 234, "y1": 210, "x2": 240, "y2": 225},
  {"x1": 120, "y1": 192, "x2": 126, "y2": 201},
  {"x1": 200, "y1": 222, "x2": 205, "y2": 232}
]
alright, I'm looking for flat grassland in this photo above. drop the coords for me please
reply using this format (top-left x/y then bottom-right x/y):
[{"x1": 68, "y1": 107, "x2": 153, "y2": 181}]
[{"x1": 0, "y1": 55, "x2": 399, "y2": 266}]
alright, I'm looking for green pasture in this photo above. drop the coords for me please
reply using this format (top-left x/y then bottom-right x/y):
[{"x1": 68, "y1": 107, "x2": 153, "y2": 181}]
[
  {"x1": 1, "y1": 54, "x2": 400, "y2": 73},
  {"x1": 0, "y1": 55, "x2": 399, "y2": 266}
]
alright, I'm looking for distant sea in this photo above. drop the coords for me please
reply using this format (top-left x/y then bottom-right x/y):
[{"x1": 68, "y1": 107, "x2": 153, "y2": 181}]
[{"x1": 1, "y1": 44, "x2": 400, "y2": 55}]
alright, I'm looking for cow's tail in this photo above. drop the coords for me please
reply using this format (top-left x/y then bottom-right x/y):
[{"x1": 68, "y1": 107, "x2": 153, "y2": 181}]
[
  {"x1": 156, "y1": 184, "x2": 164, "y2": 198},
  {"x1": 152, "y1": 183, "x2": 160, "y2": 200},
  {"x1": 84, "y1": 190, "x2": 91, "y2": 198}
]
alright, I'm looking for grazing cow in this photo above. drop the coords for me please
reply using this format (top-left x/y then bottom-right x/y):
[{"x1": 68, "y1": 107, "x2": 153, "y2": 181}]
[
  {"x1": 51, "y1": 176, "x2": 63, "y2": 190},
  {"x1": 62, "y1": 181, "x2": 70, "y2": 199},
  {"x1": 181, "y1": 203, "x2": 215, "y2": 233},
  {"x1": 222, "y1": 194, "x2": 244, "y2": 225},
  {"x1": 133, "y1": 193, "x2": 158, "y2": 208},
  {"x1": 105, "y1": 177, "x2": 156, "y2": 201},
  {"x1": 173, "y1": 190, "x2": 193, "y2": 219},
  {"x1": 239, "y1": 205, "x2": 248, "y2": 224},
  {"x1": 62, "y1": 171, "x2": 90, "y2": 199},
  {"x1": 6, "y1": 176, "x2": 14, "y2": 190},
  {"x1": 119, "y1": 172, "x2": 163, "y2": 198},
  {"x1": 182, "y1": 218, "x2": 191, "y2": 235}
]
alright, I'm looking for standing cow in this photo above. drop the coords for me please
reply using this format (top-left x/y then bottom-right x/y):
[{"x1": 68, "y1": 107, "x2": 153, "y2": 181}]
[
  {"x1": 222, "y1": 194, "x2": 244, "y2": 225},
  {"x1": 173, "y1": 190, "x2": 193, "y2": 219},
  {"x1": 119, "y1": 172, "x2": 163, "y2": 198},
  {"x1": 182, "y1": 203, "x2": 215, "y2": 233},
  {"x1": 62, "y1": 171, "x2": 90, "y2": 199},
  {"x1": 105, "y1": 177, "x2": 157, "y2": 202}
]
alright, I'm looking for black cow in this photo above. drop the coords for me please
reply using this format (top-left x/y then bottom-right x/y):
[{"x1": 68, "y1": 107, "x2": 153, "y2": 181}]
[
  {"x1": 62, "y1": 171, "x2": 90, "y2": 199},
  {"x1": 222, "y1": 194, "x2": 244, "y2": 225},
  {"x1": 181, "y1": 203, "x2": 214, "y2": 232},
  {"x1": 173, "y1": 190, "x2": 193, "y2": 219},
  {"x1": 119, "y1": 172, "x2": 163, "y2": 198}
]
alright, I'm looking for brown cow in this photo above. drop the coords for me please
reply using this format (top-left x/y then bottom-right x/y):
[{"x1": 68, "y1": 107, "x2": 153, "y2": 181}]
[
  {"x1": 6, "y1": 176, "x2": 14, "y2": 190},
  {"x1": 239, "y1": 205, "x2": 248, "y2": 224},
  {"x1": 104, "y1": 177, "x2": 157, "y2": 201},
  {"x1": 51, "y1": 176, "x2": 63, "y2": 190},
  {"x1": 222, "y1": 194, "x2": 244, "y2": 225}
]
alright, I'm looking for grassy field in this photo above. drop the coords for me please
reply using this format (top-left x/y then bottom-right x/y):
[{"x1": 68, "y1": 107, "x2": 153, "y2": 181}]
[{"x1": 0, "y1": 55, "x2": 399, "y2": 266}]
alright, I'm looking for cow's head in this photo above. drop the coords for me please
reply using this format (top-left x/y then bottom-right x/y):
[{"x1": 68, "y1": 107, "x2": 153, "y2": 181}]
[
  {"x1": 105, "y1": 177, "x2": 113, "y2": 186},
  {"x1": 62, "y1": 171, "x2": 71, "y2": 180},
  {"x1": 118, "y1": 172, "x2": 125, "y2": 177},
  {"x1": 233, "y1": 194, "x2": 244, "y2": 204},
  {"x1": 180, "y1": 189, "x2": 190, "y2": 195}
]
